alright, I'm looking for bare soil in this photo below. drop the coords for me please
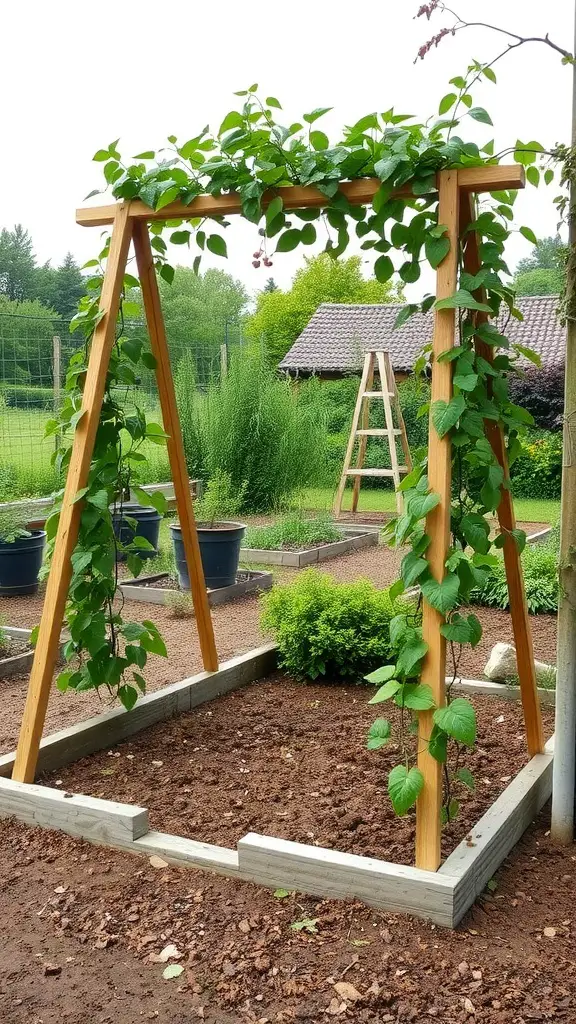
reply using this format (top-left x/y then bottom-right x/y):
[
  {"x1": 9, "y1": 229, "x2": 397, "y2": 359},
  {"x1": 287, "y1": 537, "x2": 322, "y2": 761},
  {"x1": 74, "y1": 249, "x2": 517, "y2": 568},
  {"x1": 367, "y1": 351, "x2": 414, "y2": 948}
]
[
  {"x1": 1, "y1": 808, "x2": 576, "y2": 1023},
  {"x1": 42, "y1": 677, "x2": 554, "y2": 866}
]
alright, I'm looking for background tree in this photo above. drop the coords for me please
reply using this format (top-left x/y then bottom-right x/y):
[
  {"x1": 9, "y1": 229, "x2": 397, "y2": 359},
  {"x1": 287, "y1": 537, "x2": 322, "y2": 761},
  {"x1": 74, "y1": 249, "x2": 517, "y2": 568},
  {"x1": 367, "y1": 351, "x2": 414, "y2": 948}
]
[
  {"x1": 263, "y1": 277, "x2": 278, "y2": 292},
  {"x1": 0, "y1": 225, "x2": 36, "y2": 302},
  {"x1": 0, "y1": 295, "x2": 57, "y2": 384},
  {"x1": 514, "y1": 235, "x2": 566, "y2": 295},
  {"x1": 245, "y1": 253, "x2": 402, "y2": 365},
  {"x1": 131, "y1": 265, "x2": 248, "y2": 384}
]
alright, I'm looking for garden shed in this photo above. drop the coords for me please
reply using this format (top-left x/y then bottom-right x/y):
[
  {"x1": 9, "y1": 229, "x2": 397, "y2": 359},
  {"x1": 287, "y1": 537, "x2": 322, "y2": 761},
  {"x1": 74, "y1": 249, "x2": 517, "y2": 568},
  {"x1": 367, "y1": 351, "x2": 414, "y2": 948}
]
[{"x1": 279, "y1": 294, "x2": 564, "y2": 379}]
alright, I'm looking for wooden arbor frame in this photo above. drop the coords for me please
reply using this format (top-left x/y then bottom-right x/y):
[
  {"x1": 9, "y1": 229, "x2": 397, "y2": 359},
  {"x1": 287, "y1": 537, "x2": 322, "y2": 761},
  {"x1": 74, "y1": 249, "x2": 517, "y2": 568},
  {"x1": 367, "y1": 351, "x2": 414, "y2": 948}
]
[{"x1": 11, "y1": 165, "x2": 544, "y2": 875}]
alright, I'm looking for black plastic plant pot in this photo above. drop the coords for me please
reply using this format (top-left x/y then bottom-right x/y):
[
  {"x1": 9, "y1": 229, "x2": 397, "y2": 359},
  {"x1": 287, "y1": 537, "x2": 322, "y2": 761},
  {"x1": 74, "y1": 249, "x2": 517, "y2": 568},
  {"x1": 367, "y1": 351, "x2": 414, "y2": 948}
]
[
  {"x1": 0, "y1": 529, "x2": 46, "y2": 596},
  {"x1": 112, "y1": 503, "x2": 162, "y2": 561},
  {"x1": 170, "y1": 521, "x2": 246, "y2": 591}
]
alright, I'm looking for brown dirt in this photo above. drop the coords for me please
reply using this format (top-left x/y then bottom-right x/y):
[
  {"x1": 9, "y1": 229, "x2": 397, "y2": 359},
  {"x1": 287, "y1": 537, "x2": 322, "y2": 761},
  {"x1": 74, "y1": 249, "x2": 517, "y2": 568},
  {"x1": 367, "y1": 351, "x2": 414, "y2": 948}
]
[
  {"x1": 1, "y1": 809, "x2": 576, "y2": 1023},
  {"x1": 42, "y1": 676, "x2": 554, "y2": 866}
]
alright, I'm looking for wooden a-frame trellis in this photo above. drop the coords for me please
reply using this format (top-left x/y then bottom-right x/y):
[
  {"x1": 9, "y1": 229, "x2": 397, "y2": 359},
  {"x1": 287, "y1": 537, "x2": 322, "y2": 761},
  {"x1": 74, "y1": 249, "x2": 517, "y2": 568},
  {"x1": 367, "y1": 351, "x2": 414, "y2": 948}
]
[{"x1": 11, "y1": 165, "x2": 544, "y2": 874}]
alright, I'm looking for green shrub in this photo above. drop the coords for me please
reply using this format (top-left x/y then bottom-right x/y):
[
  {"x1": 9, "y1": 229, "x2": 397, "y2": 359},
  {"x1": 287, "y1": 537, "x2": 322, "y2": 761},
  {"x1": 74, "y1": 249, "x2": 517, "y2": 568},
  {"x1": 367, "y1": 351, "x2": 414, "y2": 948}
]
[
  {"x1": 180, "y1": 352, "x2": 328, "y2": 512},
  {"x1": 0, "y1": 385, "x2": 55, "y2": 410},
  {"x1": 261, "y1": 569, "x2": 411, "y2": 681},
  {"x1": 472, "y1": 537, "x2": 559, "y2": 614},
  {"x1": 246, "y1": 512, "x2": 343, "y2": 550},
  {"x1": 509, "y1": 429, "x2": 562, "y2": 500}
]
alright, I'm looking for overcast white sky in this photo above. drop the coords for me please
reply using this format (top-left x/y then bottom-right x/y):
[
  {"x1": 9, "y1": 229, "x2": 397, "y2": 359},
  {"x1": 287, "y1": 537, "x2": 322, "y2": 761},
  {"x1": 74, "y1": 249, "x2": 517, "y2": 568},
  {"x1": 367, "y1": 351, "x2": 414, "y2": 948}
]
[{"x1": 1, "y1": 0, "x2": 572, "y2": 304}]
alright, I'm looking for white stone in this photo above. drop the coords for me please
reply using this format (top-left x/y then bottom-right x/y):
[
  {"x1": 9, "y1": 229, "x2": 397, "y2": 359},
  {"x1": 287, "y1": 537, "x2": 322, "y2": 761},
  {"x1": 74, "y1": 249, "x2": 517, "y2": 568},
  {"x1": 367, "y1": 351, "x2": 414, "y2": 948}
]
[
  {"x1": 484, "y1": 643, "x2": 517, "y2": 681},
  {"x1": 484, "y1": 642, "x2": 556, "y2": 687}
]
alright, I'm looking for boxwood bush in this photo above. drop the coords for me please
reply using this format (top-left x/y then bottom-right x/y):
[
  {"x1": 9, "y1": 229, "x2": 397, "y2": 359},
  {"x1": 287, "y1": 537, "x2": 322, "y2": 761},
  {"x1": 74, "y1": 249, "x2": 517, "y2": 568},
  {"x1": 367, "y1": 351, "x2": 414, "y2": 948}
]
[{"x1": 261, "y1": 569, "x2": 413, "y2": 681}]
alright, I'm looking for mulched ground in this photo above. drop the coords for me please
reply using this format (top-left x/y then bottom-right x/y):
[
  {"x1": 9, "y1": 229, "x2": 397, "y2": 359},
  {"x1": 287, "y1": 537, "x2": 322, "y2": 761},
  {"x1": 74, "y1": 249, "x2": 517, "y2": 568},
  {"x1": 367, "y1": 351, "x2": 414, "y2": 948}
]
[
  {"x1": 42, "y1": 676, "x2": 555, "y2": 866},
  {"x1": 1, "y1": 808, "x2": 576, "y2": 1023}
]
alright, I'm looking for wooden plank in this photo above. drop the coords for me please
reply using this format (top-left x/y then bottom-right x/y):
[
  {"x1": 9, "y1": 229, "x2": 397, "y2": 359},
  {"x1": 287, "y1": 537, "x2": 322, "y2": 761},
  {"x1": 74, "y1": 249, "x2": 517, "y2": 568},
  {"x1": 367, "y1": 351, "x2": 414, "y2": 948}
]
[
  {"x1": 12, "y1": 205, "x2": 134, "y2": 785},
  {"x1": 132, "y1": 222, "x2": 218, "y2": 672},
  {"x1": 416, "y1": 170, "x2": 459, "y2": 871},
  {"x1": 345, "y1": 468, "x2": 398, "y2": 477},
  {"x1": 441, "y1": 737, "x2": 554, "y2": 925},
  {"x1": 134, "y1": 831, "x2": 239, "y2": 876},
  {"x1": 450, "y1": 677, "x2": 555, "y2": 708},
  {"x1": 237, "y1": 833, "x2": 458, "y2": 927},
  {"x1": 0, "y1": 776, "x2": 148, "y2": 844},
  {"x1": 76, "y1": 166, "x2": 526, "y2": 227},
  {"x1": 351, "y1": 354, "x2": 374, "y2": 512},
  {"x1": 0, "y1": 645, "x2": 278, "y2": 780},
  {"x1": 356, "y1": 428, "x2": 402, "y2": 436},
  {"x1": 459, "y1": 191, "x2": 543, "y2": 757},
  {"x1": 333, "y1": 353, "x2": 371, "y2": 517}
]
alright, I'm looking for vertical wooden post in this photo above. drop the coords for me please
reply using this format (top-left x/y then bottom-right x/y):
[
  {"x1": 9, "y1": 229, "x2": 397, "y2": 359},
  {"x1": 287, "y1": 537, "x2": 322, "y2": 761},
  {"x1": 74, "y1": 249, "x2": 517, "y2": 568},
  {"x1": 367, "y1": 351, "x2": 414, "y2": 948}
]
[
  {"x1": 132, "y1": 222, "x2": 218, "y2": 673},
  {"x1": 459, "y1": 193, "x2": 543, "y2": 756},
  {"x1": 415, "y1": 170, "x2": 459, "y2": 871},
  {"x1": 351, "y1": 356, "x2": 374, "y2": 512},
  {"x1": 12, "y1": 206, "x2": 134, "y2": 783}
]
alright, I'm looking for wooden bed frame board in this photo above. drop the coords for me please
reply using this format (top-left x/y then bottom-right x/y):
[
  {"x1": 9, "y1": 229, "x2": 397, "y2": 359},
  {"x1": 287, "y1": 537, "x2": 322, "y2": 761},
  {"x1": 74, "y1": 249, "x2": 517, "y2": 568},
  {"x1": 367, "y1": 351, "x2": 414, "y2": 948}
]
[{"x1": 0, "y1": 644, "x2": 554, "y2": 928}]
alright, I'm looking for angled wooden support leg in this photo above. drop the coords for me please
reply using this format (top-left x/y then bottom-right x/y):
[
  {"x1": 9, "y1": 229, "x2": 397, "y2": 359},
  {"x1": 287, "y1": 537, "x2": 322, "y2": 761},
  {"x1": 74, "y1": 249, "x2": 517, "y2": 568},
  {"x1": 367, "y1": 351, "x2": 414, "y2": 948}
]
[
  {"x1": 12, "y1": 205, "x2": 134, "y2": 783},
  {"x1": 351, "y1": 356, "x2": 374, "y2": 513},
  {"x1": 459, "y1": 193, "x2": 543, "y2": 757},
  {"x1": 416, "y1": 170, "x2": 459, "y2": 871},
  {"x1": 132, "y1": 221, "x2": 218, "y2": 673}
]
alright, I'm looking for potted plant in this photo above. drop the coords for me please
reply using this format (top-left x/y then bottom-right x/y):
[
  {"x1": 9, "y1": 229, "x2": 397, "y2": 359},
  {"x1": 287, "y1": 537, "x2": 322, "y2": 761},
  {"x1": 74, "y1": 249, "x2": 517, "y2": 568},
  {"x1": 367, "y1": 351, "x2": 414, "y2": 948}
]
[
  {"x1": 111, "y1": 501, "x2": 162, "y2": 561},
  {"x1": 0, "y1": 506, "x2": 46, "y2": 596},
  {"x1": 170, "y1": 471, "x2": 247, "y2": 590}
]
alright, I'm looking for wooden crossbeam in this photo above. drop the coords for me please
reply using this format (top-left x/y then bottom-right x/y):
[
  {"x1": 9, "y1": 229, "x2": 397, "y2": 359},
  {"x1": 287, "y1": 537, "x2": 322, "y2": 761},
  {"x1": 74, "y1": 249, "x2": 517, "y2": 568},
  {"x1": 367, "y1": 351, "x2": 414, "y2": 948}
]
[{"x1": 76, "y1": 165, "x2": 526, "y2": 227}]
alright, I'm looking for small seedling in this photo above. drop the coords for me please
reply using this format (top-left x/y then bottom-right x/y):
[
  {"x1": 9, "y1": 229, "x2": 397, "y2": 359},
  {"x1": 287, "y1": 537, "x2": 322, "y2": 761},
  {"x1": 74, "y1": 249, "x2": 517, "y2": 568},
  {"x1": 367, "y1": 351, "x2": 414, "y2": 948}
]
[{"x1": 290, "y1": 917, "x2": 319, "y2": 934}]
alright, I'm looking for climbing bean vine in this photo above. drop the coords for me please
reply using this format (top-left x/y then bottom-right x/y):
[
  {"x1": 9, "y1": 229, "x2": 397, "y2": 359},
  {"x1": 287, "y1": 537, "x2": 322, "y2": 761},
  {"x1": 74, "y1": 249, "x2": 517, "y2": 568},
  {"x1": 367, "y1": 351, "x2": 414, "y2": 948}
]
[{"x1": 55, "y1": 57, "x2": 557, "y2": 818}]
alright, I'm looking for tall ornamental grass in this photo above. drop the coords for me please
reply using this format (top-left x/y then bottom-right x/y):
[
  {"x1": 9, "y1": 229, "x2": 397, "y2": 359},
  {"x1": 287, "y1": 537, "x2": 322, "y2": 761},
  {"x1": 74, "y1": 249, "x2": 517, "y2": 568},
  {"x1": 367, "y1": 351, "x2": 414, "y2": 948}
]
[{"x1": 176, "y1": 352, "x2": 328, "y2": 512}]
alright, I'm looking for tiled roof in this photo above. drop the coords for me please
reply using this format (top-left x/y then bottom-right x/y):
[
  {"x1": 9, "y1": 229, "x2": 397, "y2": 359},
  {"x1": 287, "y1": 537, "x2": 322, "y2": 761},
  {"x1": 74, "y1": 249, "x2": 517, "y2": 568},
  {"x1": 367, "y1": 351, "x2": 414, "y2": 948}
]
[{"x1": 279, "y1": 295, "x2": 565, "y2": 374}]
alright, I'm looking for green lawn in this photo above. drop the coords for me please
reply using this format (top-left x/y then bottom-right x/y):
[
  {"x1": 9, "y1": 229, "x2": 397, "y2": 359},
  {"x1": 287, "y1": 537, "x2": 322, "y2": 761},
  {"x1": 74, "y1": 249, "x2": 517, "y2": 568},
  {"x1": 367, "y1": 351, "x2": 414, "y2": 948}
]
[
  {"x1": 303, "y1": 486, "x2": 559, "y2": 526},
  {"x1": 0, "y1": 406, "x2": 171, "y2": 499}
]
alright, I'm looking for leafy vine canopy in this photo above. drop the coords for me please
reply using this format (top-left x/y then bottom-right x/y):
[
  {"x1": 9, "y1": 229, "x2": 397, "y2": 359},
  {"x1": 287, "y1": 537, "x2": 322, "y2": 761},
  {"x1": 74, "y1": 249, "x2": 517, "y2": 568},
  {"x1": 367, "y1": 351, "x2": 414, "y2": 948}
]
[{"x1": 49, "y1": 58, "x2": 554, "y2": 820}]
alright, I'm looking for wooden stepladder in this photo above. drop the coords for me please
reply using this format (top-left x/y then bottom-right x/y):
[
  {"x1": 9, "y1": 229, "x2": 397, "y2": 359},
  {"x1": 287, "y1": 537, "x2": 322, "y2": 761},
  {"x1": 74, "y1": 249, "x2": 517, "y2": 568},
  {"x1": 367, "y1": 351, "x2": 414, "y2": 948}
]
[{"x1": 333, "y1": 350, "x2": 412, "y2": 517}]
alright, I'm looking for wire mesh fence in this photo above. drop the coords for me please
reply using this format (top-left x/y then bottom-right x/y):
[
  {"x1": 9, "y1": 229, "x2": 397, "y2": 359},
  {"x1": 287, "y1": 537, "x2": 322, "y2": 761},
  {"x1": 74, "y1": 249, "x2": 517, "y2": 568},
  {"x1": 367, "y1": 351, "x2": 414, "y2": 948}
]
[{"x1": 0, "y1": 311, "x2": 245, "y2": 500}]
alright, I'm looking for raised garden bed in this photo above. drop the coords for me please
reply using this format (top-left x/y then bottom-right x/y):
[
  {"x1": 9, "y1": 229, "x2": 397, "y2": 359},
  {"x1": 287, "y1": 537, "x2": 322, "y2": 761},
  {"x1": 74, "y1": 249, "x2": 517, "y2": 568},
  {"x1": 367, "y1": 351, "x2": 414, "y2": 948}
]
[
  {"x1": 120, "y1": 569, "x2": 273, "y2": 607},
  {"x1": 0, "y1": 627, "x2": 34, "y2": 679},
  {"x1": 240, "y1": 526, "x2": 379, "y2": 567},
  {"x1": 0, "y1": 644, "x2": 556, "y2": 928}
]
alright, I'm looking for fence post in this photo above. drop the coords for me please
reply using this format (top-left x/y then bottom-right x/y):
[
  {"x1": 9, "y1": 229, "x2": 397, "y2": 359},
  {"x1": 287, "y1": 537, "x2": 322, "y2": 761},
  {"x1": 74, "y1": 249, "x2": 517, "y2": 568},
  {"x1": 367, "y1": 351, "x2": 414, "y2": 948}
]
[
  {"x1": 220, "y1": 342, "x2": 228, "y2": 380},
  {"x1": 53, "y1": 335, "x2": 61, "y2": 454}
]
